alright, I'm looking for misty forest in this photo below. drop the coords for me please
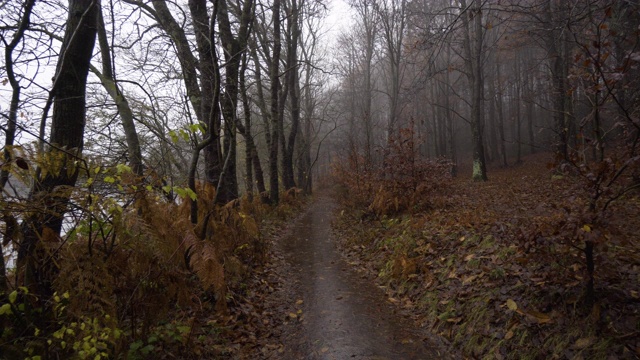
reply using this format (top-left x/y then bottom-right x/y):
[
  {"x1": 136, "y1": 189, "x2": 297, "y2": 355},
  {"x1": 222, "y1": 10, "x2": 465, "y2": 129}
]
[{"x1": 1, "y1": 0, "x2": 640, "y2": 358}]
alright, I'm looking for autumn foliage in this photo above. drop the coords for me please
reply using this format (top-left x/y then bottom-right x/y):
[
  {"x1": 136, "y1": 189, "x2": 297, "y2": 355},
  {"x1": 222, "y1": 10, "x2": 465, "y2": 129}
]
[
  {"x1": 0, "y1": 161, "x2": 305, "y2": 359},
  {"x1": 333, "y1": 125, "x2": 453, "y2": 216},
  {"x1": 333, "y1": 153, "x2": 640, "y2": 359}
]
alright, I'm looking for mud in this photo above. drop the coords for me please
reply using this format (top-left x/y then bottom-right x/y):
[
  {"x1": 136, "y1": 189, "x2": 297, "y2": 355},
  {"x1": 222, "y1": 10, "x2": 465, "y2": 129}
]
[{"x1": 280, "y1": 197, "x2": 452, "y2": 360}]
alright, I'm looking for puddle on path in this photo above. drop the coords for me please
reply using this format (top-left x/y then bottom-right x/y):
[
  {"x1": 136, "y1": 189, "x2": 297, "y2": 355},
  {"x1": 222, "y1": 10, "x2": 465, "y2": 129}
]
[{"x1": 281, "y1": 197, "x2": 452, "y2": 360}]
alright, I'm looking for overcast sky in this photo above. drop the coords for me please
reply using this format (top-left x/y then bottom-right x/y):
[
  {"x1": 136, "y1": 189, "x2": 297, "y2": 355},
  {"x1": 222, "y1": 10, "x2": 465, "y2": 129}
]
[{"x1": 326, "y1": 0, "x2": 352, "y2": 43}]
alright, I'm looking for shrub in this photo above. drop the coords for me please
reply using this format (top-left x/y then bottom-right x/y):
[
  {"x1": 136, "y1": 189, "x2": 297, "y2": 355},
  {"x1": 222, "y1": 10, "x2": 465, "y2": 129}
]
[{"x1": 333, "y1": 124, "x2": 452, "y2": 216}]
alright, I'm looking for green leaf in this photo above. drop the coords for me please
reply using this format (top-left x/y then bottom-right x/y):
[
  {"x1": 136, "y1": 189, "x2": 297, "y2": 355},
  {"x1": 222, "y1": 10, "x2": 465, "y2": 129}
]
[
  {"x1": 141, "y1": 345, "x2": 154, "y2": 355},
  {"x1": 185, "y1": 188, "x2": 197, "y2": 201},
  {"x1": 0, "y1": 303, "x2": 12, "y2": 315},
  {"x1": 8, "y1": 290, "x2": 17, "y2": 304},
  {"x1": 116, "y1": 163, "x2": 132, "y2": 174},
  {"x1": 103, "y1": 176, "x2": 115, "y2": 184},
  {"x1": 168, "y1": 130, "x2": 179, "y2": 143},
  {"x1": 129, "y1": 340, "x2": 143, "y2": 351},
  {"x1": 179, "y1": 129, "x2": 190, "y2": 141}
]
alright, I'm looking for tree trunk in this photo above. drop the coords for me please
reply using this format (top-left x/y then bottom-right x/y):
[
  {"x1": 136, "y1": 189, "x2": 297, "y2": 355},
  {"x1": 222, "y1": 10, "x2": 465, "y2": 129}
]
[
  {"x1": 95, "y1": 6, "x2": 143, "y2": 176},
  {"x1": 545, "y1": 0, "x2": 569, "y2": 161},
  {"x1": 282, "y1": 0, "x2": 300, "y2": 190},
  {"x1": 0, "y1": 0, "x2": 36, "y2": 295},
  {"x1": 487, "y1": 75, "x2": 499, "y2": 163},
  {"x1": 239, "y1": 52, "x2": 266, "y2": 196},
  {"x1": 216, "y1": 0, "x2": 254, "y2": 203},
  {"x1": 18, "y1": 0, "x2": 98, "y2": 316},
  {"x1": 461, "y1": 0, "x2": 488, "y2": 181},
  {"x1": 496, "y1": 63, "x2": 508, "y2": 167},
  {"x1": 269, "y1": 0, "x2": 282, "y2": 204},
  {"x1": 515, "y1": 56, "x2": 522, "y2": 164}
]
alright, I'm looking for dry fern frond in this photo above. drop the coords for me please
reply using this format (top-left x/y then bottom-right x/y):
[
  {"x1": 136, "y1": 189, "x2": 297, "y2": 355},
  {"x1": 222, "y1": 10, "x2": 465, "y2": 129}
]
[
  {"x1": 188, "y1": 241, "x2": 227, "y2": 313},
  {"x1": 54, "y1": 247, "x2": 116, "y2": 320}
]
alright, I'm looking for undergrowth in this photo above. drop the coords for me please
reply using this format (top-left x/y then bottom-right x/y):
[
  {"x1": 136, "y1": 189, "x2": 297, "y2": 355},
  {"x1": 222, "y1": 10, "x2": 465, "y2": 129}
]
[
  {"x1": 333, "y1": 153, "x2": 640, "y2": 360},
  {"x1": 0, "y1": 161, "x2": 308, "y2": 359}
]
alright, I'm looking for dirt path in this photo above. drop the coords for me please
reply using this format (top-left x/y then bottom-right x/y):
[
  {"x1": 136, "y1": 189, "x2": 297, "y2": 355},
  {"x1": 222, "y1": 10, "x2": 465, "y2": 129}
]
[{"x1": 278, "y1": 196, "x2": 452, "y2": 360}]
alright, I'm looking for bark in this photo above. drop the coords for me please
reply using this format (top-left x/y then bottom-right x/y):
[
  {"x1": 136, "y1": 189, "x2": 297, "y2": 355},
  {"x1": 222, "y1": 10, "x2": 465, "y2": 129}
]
[
  {"x1": 269, "y1": 0, "x2": 283, "y2": 204},
  {"x1": 545, "y1": 0, "x2": 569, "y2": 161},
  {"x1": 216, "y1": 0, "x2": 254, "y2": 203},
  {"x1": 514, "y1": 56, "x2": 522, "y2": 164},
  {"x1": 487, "y1": 73, "x2": 499, "y2": 162},
  {"x1": 94, "y1": 6, "x2": 143, "y2": 176},
  {"x1": 495, "y1": 63, "x2": 508, "y2": 167},
  {"x1": 18, "y1": 0, "x2": 98, "y2": 311},
  {"x1": 1, "y1": 0, "x2": 35, "y2": 297},
  {"x1": 460, "y1": 0, "x2": 488, "y2": 181},
  {"x1": 186, "y1": 0, "x2": 223, "y2": 195},
  {"x1": 377, "y1": 0, "x2": 405, "y2": 139},
  {"x1": 150, "y1": 0, "x2": 202, "y2": 117},
  {"x1": 444, "y1": 43, "x2": 457, "y2": 176},
  {"x1": 356, "y1": 0, "x2": 377, "y2": 163},
  {"x1": 282, "y1": 0, "x2": 301, "y2": 190},
  {"x1": 238, "y1": 52, "x2": 266, "y2": 196},
  {"x1": 526, "y1": 72, "x2": 536, "y2": 155}
]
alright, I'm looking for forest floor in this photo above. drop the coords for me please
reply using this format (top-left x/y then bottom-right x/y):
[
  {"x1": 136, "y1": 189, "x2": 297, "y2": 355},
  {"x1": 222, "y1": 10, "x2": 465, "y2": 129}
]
[
  {"x1": 211, "y1": 153, "x2": 639, "y2": 359},
  {"x1": 209, "y1": 196, "x2": 455, "y2": 359},
  {"x1": 330, "y1": 153, "x2": 640, "y2": 360}
]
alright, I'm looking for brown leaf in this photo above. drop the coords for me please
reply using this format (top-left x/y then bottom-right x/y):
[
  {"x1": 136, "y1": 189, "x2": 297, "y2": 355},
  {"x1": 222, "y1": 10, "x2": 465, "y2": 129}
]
[
  {"x1": 573, "y1": 337, "x2": 595, "y2": 349},
  {"x1": 524, "y1": 309, "x2": 552, "y2": 324},
  {"x1": 504, "y1": 330, "x2": 514, "y2": 340}
]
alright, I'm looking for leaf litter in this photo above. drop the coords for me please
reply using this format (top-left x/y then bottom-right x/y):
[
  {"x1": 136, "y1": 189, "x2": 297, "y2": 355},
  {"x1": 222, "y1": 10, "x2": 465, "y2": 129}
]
[{"x1": 332, "y1": 153, "x2": 640, "y2": 360}]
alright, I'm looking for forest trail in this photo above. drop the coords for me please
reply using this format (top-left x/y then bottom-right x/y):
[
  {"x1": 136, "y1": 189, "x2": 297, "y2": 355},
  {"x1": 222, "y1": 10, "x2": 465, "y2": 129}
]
[{"x1": 278, "y1": 196, "x2": 452, "y2": 359}]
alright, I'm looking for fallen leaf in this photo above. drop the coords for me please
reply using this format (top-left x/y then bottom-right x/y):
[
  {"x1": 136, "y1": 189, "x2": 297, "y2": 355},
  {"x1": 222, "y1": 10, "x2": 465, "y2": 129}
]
[
  {"x1": 506, "y1": 299, "x2": 518, "y2": 311},
  {"x1": 505, "y1": 330, "x2": 514, "y2": 340},
  {"x1": 463, "y1": 274, "x2": 478, "y2": 285},
  {"x1": 573, "y1": 337, "x2": 594, "y2": 349},
  {"x1": 524, "y1": 309, "x2": 551, "y2": 324}
]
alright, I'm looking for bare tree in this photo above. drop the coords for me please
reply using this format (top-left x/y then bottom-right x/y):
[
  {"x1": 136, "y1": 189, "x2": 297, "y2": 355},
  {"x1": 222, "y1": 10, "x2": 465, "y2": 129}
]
[
  {"x1": 375, "y1": 0, "x2": 407, "y2": 140},
  {"x1": 18, "y1": 0, "x2": 99, "y2": 318},
  {"x1": 459, "y1": 0, "x2": 488, "y2": 180},
  {"x1": 0, "y1": 0, "x2": 36, "y2": 295}
]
